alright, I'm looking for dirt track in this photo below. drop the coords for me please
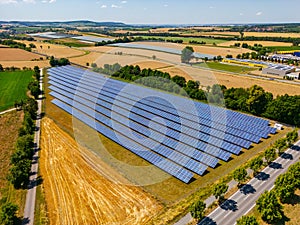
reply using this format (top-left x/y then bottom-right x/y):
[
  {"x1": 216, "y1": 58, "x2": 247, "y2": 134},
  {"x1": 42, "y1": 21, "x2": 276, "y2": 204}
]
[{"x1": 40, "y1": 118, "x2": 161, "y2": 225}]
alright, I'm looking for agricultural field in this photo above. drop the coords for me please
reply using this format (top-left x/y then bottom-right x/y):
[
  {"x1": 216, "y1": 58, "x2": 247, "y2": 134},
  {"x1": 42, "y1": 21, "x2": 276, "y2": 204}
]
[
  {"x1": 134, "y1": 41, "x2": 252, "y2": 57},
  {"x1": 0, "y1": 48, "x2": 43, "y2": 61},
  {"x1": 137, "y1": 36, "x2": 227, "y2": 44},
  {"x1": 40, "y1": 117, "x2": 162, "y2": 225},
  {"x1": 195, "y1": 62, "x2": 257, "y2": 73},
  {"x1": 0, "y1": 111, "x2": 27, "y2": 218},
  {"x1": 0, "y1": 70, "x2": 34, "y2": 111},
  {"x1": 197, "y1": 31, "x2": 300, "y2": 38},
  {"x1": 0, "y1": 60, "x2": 49, "y2": 69},
  {"x1": 16, "y1": 40, "x2": 87, "y2": 58},
  {"x1": 220, "y1": 40, "x2": 293, "y2": 47}
]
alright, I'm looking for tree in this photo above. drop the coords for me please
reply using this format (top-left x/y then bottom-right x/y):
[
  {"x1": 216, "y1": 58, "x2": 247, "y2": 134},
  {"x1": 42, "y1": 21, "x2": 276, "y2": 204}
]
[
  {"x1": 249, "y1": 157, "x2": 263, "y2": 176},
  {"x1": 171, "y1": 75, "x2": 186, "y2": 88},
  {"x1": 256, "y1": 190, "x2": 283, "y2": 223},
  {"x1": 246, "y1": 85, "x2": 272, "y2": 116},
  {"x1": 275, "y1": 172, "x2": 297, "y2": 203},
  {"x1": 0, "y1": 64, "x2": 3, "y2": 72},
  {"x1": 190, "y1": 200, "x2": 206, "y2": 220},
  {"x1": 0, "y1": 202, "x2": 18, "y2": 225},
  {"x1": 7, "y1": 159, "x2": 31, "y2": 189},
  {"x1": 264, "y1": 147, "x2": 276, "y2": 164},
  {"x1": 233, "y1": 168, "x2": 247, "y2": 186},
  {"x1": 236, "y1": 216, "x2": 259, "y2": 225},
  {"x1": 213, "y1": 183, "x2": 228, "y2": 202},
  {"x1": 181, "y1": 46, "x2": 194, "y2": 63}
]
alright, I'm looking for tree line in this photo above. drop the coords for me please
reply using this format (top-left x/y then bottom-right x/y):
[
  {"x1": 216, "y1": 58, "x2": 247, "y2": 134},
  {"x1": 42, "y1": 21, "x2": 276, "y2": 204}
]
[
  {"x1": 189, "y1": 129, "x2": 298, "y2": 224},
  {"x1": 103, "y1": 63, "x2": 300, "y2": 126},
  {"x1": 49, "y1": 56, "x2": 70, "y2": 67},
  {"x1": 0, "y1": 39, "x2": 35, "y2": 52}
]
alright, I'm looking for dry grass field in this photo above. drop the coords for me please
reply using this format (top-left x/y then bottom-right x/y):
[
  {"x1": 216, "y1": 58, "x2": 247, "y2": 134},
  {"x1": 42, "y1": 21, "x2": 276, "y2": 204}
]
[
  {"x1": 40, "y1": 117, "x2": 162, "y2": 225},
  {"x1": 0, "y1": 60, "x2": 49, "y2": 69},
  {"x1": 220, "y1": 40, "x2": 293, "y2": 47},
  {"x1": 0, "y1": 48, "x2": 43, "y2": 61},
  {"x1": 17, "y1": 40, "x2": 86, "y2": 58},
  {"x1": 160, "y1": 65, "x2": 300, "y2": 96}
]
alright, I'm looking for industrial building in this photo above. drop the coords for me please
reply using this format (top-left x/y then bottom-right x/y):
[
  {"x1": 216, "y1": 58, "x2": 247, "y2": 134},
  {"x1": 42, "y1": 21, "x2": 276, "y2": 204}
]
[{"x1": 262, "y1": 65, "x2": 296, "y2": 76}]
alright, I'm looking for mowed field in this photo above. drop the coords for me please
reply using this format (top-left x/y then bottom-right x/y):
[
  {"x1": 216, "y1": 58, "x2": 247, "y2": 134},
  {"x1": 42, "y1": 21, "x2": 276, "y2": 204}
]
[
  {"x1": 160, "y1": 65, "x2": 300, "y2": 96},
  {"x1": 40, "y1": 117, "x2": 162, "y2": 225},
  {"x1": 0, "y1": 60, "x2": 49, "y2": 69},
  {"x1": 0, "y1": 70, "x2": 33, "y2": 111},
  {"x1": 0, "y1": 48, "x2": 43, "y2": 61},
  {"x1": 16, "y1": 40, "x2": 86, "y2": 58},
  {"x1": 220, "y1": 40, "x2": 293, "y2": 47},
  {"x1": 200, "y1": 31, "x2": 300, "y2": 38},
  {"x1": 0, "y1": 111, "x2": 27, "y2": 217}
]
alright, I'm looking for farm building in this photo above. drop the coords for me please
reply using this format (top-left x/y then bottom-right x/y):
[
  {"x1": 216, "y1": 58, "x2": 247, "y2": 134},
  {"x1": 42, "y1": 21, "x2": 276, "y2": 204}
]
[{"x1": 262, "y1": 65, "x2": 296, "y2": 76}]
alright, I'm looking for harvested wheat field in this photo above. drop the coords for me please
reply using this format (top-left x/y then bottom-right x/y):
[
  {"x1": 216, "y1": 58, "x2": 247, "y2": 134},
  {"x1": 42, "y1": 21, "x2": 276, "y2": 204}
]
[
  {"x1": 0, "y1": 60, "x2": 49, "y2": 69},
  {"x1": 201, "y1": 31, "x2": 300, "y2": 38},
  {"x1": 40, "y1": 117, "x2": 161, "y2": 225},
  {"x1": 133, "y1": 60, "x2": 171, "y2": 70},
  {"x1": 0, "y1": 48, "x2": 42, "y2": 61},
  {"x1": 220, "y1": 40, "x2": 292, "y2": 47},
  {"x1": 160, "y1": 65, "x2": 300, "y2": 96},
  {"x1": 16, "y1": 40, "x2": 86, "y2": 58}
]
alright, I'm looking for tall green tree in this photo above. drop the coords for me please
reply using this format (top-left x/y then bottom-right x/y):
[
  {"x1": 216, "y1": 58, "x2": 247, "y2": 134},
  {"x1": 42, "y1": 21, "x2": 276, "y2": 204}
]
[
  {"x1": 249, "y1": 157, "x2": 263, "y2": 176},
  {"x1": 264, "y1": 147, "x2": 276, "y2": 164},
  {"x1": 0, "y1": 202, "x2": 18, "y2": 225},
  {"x1": 236, "y1": 215, "x2": 259, "y2": 225},
  {"x1": 233, "y1": 167, "x2": 247, "y2": 186},
  {"x1": 181, "y1": 46, "x2": 194, "y2": 63},
  {"x1": 256, "y1": 190, "x2": 283, "y2": 223},
  {"x1": 213, "y1": 183, "x2": 228, "y2": 202},
  {"x1": 190, "y1": 200, "x2": 206, "y2": 221},
  {"x1": 246, "y1": 85, "x2": 272, "y2": 116}
]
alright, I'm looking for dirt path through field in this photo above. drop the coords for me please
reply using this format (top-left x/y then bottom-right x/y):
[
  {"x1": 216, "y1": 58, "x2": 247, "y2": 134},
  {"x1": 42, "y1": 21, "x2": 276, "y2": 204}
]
[{"x1": 40, "y1": 117, "x2": 161, "y2": 225}]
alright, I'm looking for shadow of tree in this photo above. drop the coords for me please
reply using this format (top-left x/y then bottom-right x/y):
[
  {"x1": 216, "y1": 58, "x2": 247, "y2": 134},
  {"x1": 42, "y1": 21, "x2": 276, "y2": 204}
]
[{"x1": 198, "y1": 216, "x2": 217, "y2": 225}]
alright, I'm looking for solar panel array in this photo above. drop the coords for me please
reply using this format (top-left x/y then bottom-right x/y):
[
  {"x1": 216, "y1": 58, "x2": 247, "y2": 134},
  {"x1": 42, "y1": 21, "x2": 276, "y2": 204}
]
[
  {"x1": 71, "y1": 35, "x2": 114, "y2": 43},
  {"x1": 109, "y1": 43, "x2": 215, "y2": 59},
  {"x1": 48, "y1": 66, "x2": 276, "y2": 183}
]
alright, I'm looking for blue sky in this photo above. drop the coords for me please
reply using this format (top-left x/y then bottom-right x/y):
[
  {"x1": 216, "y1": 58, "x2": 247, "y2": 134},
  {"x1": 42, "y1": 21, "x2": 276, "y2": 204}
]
[{"x1": 0, "y1": 0, "x2": 299, "y2": 24}]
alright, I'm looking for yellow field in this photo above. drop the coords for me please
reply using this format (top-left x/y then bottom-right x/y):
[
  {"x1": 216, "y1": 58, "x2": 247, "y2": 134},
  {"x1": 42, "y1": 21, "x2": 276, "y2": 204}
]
[
  {"x1": 40, "y1": 117, "x2": 162, "y2": 225},
  {"x1": 0, "y1": 60, "x2": 49, "y2": 69},
  {"x1": 16, "y1": 40, "x2": 86, "y2": 58},
  {"x1": 159, "y1": 65, "x2": 300, "y2": 96},
  {"x1": 220, "y1": 40, "x2": 292, "y2": 47},
  {"x1": 0, "y1": 48, "x2": 43, "y2": 61}
]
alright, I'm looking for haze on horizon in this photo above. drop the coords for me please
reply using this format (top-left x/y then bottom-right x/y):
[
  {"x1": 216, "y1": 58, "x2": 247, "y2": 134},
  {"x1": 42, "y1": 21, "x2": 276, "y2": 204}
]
[{"x1": 0, "y1": 0, "x2": 299, "y2": 25}]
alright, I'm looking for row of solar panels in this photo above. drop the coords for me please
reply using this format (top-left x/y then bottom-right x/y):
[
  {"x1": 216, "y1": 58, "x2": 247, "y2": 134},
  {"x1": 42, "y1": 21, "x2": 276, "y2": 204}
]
[
  {"x1": 51, "y1": 70, "x2": 251, "y2": 154},
  {"x1": 62, "y1": 65, "x2": 273, "y2": 131},
  {"x1": 52, "y1": 99, "x2": 194, "y2": 183},
  {"x1": 50, "y1": 65, "x2": 276, "y2": 138},
  {"x1": 48, "y1": 66, "x2": 276, "y2": 183}
]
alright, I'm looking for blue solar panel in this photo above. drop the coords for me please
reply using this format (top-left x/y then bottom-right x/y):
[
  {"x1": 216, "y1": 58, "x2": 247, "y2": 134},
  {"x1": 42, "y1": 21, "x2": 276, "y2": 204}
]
[
  {"x1": 51, "y1": 99, "x2": 194, "y2": 183},
  {"x1": 48, "y1": 66, "x2": 277, "y2": 183}
]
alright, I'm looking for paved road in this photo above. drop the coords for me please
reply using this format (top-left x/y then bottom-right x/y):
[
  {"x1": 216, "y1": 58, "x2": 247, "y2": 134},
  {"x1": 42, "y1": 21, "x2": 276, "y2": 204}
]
[
  {"x1": 22, "y1": 69, "x2": 44, "y2": 225},
  {"x1": 0, "y1": 108, "x2": 17, "y2": 115},
  {"x1": 198, "y1": 140, "x2": 300, "y2": 225}
]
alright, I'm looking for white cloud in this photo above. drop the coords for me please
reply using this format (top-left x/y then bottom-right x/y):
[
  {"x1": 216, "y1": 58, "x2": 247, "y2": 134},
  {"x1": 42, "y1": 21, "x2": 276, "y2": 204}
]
[
  {"x1": 100, "y1": 4, "x2": 107, "y2": 8},
  {"x1": 0, "y1": 0, "x2": 18, "y2": 4},
  {"x1": 256, "y1": 11, "x2": 262, "y2": 16},
  {"x1": 163, "y1": 4, "x2": 168, "y2": 7},
  {"x1": 121, "y1": 0, "x2": 127, "y2": 3},
  {"x1": 111, "y1": 4, "x2": 121, "y2": 8},
  {"x1": 239, "y1": 13, "x2": 243, "y2": 16},
  {"x1": 209, "y1": 6, "x2": 215, "y2": 9},
  {"x1": 48, "y1": 0, "x2": 56, "y2": 3}
]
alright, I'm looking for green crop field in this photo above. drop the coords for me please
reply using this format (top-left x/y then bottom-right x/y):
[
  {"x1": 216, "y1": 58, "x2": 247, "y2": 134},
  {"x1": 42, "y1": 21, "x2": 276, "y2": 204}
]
[
  {"x1": 195, "y1": 62, "x2": 257, "y2": 73},
  {"x1": 0, "y1": 70, "x2": 34, "y2": 112},
  {"x1": 266, "y1": 46, "x2": 300, "y2": 51},
  {"x1": 137, "y1": 36, "x2": 227, "y2": 44}
]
